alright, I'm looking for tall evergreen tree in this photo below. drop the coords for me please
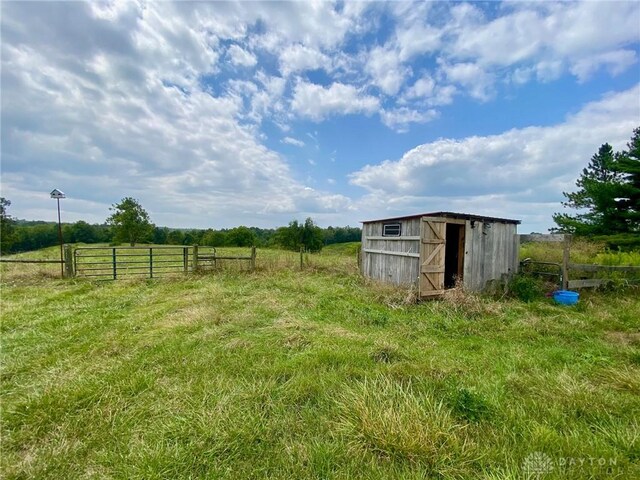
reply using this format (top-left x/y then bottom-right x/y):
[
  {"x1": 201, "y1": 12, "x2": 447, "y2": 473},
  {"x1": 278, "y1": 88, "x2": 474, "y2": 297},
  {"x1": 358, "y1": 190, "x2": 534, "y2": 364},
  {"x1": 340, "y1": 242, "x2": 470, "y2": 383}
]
[
  {"x1": 613, "y1": 127, "x2": 640, "y2": 232},
  {"x1": 553, "y1": 143, "x2": 628, "y2": 235}
]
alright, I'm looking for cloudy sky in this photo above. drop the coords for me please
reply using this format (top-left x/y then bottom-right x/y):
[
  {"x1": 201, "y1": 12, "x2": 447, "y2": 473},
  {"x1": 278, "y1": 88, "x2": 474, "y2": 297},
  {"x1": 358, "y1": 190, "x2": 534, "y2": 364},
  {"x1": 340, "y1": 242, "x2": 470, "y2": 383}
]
[{"x1": 1, "y1": 1, "x2": 639, "y2": 233}]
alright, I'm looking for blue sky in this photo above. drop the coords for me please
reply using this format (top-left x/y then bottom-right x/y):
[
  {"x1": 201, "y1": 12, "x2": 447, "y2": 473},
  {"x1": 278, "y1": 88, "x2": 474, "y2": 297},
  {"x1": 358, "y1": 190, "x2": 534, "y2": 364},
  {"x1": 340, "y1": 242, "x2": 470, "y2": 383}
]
[{"x1": 1, "y1": 1, "x2": 639, "y2": 233}]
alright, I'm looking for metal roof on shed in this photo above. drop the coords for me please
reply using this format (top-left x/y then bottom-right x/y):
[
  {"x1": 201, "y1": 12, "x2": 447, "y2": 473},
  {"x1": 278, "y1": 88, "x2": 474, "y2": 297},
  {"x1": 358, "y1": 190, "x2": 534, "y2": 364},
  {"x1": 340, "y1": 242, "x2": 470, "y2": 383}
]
[{"x1": 361, "y1": 211, "x2": 521, "y2": 225}]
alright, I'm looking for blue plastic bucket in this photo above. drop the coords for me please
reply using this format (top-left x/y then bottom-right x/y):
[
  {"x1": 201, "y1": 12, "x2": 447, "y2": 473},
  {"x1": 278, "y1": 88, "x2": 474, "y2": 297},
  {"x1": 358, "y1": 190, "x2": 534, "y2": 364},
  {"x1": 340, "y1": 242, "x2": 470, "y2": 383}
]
[{"x1": 553, "y1": 290, "x2": 579, "y2": 305}]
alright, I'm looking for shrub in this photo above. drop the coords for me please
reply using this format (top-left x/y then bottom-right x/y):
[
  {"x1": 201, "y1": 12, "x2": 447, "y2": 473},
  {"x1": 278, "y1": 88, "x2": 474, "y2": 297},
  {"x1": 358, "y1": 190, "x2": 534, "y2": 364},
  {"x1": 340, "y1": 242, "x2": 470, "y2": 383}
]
[{"x1": 507, "y1": 274, "x2": 546, "y2": 302}]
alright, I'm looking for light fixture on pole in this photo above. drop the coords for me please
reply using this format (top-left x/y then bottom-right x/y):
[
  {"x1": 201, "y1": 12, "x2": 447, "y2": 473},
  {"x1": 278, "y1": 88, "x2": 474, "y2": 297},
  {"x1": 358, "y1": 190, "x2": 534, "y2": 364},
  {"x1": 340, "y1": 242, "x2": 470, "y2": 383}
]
[{"x1": 50, "y1": 189, "x2": 66, "y2": 277}]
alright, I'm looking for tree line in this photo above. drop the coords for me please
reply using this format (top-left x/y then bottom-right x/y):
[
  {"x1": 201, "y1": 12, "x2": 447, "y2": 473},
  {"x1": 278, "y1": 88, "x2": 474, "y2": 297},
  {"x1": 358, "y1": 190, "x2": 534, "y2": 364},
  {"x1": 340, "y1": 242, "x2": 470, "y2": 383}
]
[{"x1": 0, "y1": 198, "x2": 361, "y2": 254}]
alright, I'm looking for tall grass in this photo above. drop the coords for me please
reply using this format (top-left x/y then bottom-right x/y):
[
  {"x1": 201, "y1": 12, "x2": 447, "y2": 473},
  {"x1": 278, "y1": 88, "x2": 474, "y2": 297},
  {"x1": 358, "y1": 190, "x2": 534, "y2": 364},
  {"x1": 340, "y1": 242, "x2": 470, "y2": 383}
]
[
  {"x1": 520, "y1": 238, "x2": 640, "y2": 266},
  {"x1": 1, "y1": 243, "x2": 639, "y2": 478}
]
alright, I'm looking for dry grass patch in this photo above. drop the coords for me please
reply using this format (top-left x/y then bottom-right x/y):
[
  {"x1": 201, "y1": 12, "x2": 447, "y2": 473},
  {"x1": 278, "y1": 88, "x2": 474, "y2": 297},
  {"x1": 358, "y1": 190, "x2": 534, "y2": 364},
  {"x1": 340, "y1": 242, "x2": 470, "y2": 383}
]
[
  {"x1": 595, "y1": 366, "x2": 640, "y2": 395},
  {"x1": 441, "y1": 283, "x2": 504, "y2": 319},
  {"x1": 335, "y1": 376, "x2": 478, "y2": 476},
  {"x1": 364, "y1": 279, "x2": 417, "y2": 308},
  {"x1": 604, "y1": 331, "x2": 640, "y2": 347}
]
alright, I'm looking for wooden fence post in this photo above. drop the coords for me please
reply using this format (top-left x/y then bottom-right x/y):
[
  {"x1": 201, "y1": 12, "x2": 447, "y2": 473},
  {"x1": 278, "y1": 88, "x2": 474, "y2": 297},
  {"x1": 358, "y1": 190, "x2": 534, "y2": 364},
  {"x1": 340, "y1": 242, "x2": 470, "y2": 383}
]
[
  {"x1": 149, "y1": 247, "x2": 153, "y2": 278},
  {"x1": 300, "y1": 246, "x2": 304, "y2": 270},
  {"x1": 562, "y1": 234, "x2": 571, "y2": 290},
  {"x1": 193, "y1": 245, "x2": 199, "y2": 272},
  {"x1": 251, "y1": 246, "x2": 256, "y2": 272},
  {"x1": 63, "y1": 244, "x2": 74, "y2": 278},
  {"x1": 112, "y1": 247, "x2": 117, "y2": 280},
  {"x1": 183, "y1": 247, "x2": 188, "y2": 273}
]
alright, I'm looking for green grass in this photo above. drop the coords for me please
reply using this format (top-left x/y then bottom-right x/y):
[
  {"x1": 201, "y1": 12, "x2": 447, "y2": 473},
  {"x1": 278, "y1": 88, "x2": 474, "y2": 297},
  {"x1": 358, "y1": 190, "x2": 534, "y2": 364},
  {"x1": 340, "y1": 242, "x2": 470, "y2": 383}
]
[{"x1": 1, "y1": 246, "x2": 639, "y2": 479}]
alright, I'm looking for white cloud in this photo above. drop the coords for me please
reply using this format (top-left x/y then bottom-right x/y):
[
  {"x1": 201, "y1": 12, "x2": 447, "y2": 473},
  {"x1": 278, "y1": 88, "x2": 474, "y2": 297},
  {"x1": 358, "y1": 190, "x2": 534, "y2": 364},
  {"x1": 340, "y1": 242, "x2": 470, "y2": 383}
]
[
  {"x1": 440, "y1": 61, "x2": 494, "y2": 101},
  {"x1": 380, "y1": 107, "x2": 438, "y2": 132},
  {"x1": 403, "y1": 75, "x2": 457, "y2": 106},
  {"x1": 395, "y1": 23, "x2": 441, "y2": 61},
  {"x1": 291, "y1": 81, "x2": 380, "y2": 121},
  {"x1": 227, "y1": 44, "x2": 257, "y2": 67},
  {"x1": 279, "y1": 44, "x2": 331, "y2": 76},
  {"x1": 2, "y1": 1, "x2": 640, "y2": 231},
  {"x1": 350, "y1": 85, "x2": 640, "y2": 230},
  {"x1": 365, "y1": 45, "x2": 411, "y2": 95},
  {"x1": 282, "y1": 136, "x2": 305, "y2": 147},
  {"x1": 0, "y1": 1, "x2": 349, "y2": 228},
  {"x1": 570, "y1": 49, "x2": 637, "y2": 83},
  {"x1": 446, "y1": 1, "x2": 640, "y2": 85}
]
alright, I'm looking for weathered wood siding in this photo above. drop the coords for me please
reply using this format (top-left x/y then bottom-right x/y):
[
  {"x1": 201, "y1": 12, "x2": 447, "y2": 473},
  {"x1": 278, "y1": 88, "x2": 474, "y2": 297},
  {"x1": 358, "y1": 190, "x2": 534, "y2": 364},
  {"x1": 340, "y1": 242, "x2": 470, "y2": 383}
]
[
  {"x1": 361, "y1": 218, "x2": 420, "y2": 285},
  {"x1": 462, "y1": 220, "x2": 518, "y2": 291},
  {"x1": 362, "y1": 215, "x2": 519, "y2": 293}
]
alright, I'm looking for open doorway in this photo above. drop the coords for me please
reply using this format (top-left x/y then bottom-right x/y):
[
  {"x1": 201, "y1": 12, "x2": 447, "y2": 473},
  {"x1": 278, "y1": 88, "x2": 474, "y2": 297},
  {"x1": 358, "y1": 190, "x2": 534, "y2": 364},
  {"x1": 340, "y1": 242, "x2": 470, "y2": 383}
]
[{"x1": 444, "y1": 223, "x2": 465, "y2": 288}]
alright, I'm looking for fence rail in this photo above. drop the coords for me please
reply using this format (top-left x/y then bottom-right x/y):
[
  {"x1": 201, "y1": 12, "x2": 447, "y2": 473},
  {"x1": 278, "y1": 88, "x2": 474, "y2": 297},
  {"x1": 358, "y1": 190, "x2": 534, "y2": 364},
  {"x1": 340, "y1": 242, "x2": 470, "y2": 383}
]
[
  {"x1": 0, "y1": 259, "x2": 63, "y2": 264},
  {"x1": 519, "y1": 234, "x2": 640, "y2": 289},
  {"x1": 570, "y1": 263, "x2": 640, "y2": 273}
]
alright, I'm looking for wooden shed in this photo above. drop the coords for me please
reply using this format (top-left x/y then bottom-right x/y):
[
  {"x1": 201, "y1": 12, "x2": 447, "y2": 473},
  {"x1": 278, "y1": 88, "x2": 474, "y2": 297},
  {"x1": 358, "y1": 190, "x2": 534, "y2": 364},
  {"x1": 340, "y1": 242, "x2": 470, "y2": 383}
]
[{"x1": 360, "y1": 212, "x2": 520, "y2": 298}]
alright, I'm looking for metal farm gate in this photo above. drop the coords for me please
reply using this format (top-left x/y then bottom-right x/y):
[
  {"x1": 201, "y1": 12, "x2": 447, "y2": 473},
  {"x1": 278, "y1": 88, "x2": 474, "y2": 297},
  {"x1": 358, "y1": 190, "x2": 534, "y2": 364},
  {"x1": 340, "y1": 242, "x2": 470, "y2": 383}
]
[
  {"x1": 73, "y1": 245, "x2": 256, "y2": 279},
  {"x1": 74, "y1": 246, "x2": 194, "y2": 279}
]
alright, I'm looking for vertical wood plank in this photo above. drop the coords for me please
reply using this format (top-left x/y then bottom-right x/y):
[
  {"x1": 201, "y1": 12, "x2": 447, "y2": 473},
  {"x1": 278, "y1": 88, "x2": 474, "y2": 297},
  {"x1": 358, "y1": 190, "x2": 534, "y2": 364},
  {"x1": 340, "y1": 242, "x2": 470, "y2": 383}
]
[
  {"x1": 63, "y1": 244, "x2": 74, "y2": 278},
  {"x1": 251, "y1": 246, "x2": 256, "y2": 272},
  {"x1": 562, "y1": 235, "x2": 571, "y2": 290},
  {"x1": 193, "y1": 245, "x2": 199, "y2": 272}
]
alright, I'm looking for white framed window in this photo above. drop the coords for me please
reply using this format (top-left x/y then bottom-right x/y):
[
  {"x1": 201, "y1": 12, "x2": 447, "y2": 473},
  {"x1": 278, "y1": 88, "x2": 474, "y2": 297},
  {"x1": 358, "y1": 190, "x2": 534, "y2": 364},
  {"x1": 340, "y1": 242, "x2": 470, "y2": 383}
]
[{"x1": 382, "y1": 222, "x2": 401, "y2": 237}]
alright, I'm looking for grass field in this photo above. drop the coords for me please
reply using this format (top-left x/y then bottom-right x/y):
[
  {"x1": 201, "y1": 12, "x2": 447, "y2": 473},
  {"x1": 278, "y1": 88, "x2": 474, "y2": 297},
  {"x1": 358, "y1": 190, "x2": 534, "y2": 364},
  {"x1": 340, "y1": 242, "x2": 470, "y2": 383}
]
[{"x1": 1, "y1": 244, "x2": 639, "y2": 479}]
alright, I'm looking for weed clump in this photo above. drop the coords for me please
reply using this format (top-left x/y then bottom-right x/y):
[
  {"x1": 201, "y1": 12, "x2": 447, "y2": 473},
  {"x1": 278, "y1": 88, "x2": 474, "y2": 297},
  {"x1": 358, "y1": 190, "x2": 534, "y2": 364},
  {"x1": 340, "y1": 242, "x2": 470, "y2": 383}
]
[
  {"x1": 507, "y1": 274, "x2": 546, "y2": 302},
  {"x1": 447, "y1": 387, "x2": 492, "y2": 423},
  {"x1": 370, "y1": 341, "x2": 405, "y2": 364}
]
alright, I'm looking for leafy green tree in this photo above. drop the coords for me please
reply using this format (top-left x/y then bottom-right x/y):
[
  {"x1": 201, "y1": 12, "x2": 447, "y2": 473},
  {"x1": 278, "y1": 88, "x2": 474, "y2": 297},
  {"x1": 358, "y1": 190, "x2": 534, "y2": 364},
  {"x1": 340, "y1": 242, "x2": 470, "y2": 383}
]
[
  {"x1": 1, "y1": 197, "x2": 14, "y2": 254},
  {"x1": 274, "y1": 220, "x2": 302, "y2": 250},
  {"x1": 166, "y1": 229, "x2": 185, "y2": 245},
  {"x1": 153, "y1": 226, "x2": 169, "y2": 244},
  {"x1": 106, "y1": 197, "x2": 154, "y2": 246},
  {"x1": 201, "y1": 229, "x2": 227, "y2": 247},
  {"x1": 323, "y1": 225, "x2": 361, "y2": 245},
  {"x1": 553, "y1": 143, "x2": 627, "y2": 235},
  {"x1": 226, "y1": 226, "x2": 257, "y2": 247},
  {"x1": 68, "y1": 220, "x2": 98, "y2": 244},
  {"x1": 274, "y1": 218, "x2": 323, "y2": 251},
  {"x1": 301, "y1": 217, "x2": 323, "y2": 252}
]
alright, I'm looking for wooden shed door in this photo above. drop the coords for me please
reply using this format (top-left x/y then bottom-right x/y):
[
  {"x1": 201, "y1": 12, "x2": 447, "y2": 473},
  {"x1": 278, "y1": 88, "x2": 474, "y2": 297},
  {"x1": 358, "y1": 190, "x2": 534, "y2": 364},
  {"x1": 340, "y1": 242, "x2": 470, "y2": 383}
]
[{"x1": 419, "y1": 217, "x2": 446, "y2": 297}]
